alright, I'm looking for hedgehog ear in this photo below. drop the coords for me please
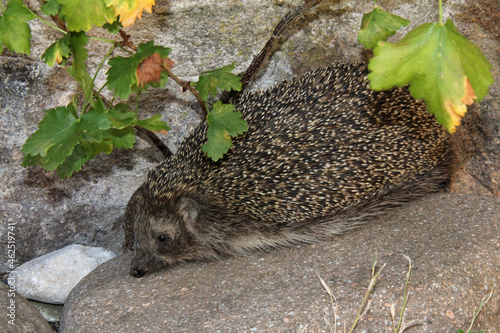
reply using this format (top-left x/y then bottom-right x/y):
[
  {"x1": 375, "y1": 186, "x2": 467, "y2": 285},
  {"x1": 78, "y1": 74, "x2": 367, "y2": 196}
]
[{"x1": 177, "y1": 197, "x2": 201, "y2": 234}]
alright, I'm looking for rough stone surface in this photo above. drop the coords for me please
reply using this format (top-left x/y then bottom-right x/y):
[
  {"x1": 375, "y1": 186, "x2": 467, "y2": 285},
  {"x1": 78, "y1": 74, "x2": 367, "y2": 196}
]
[
  {"x1": 60, "y1": 193, "x2": 500, "y2": 333},
  {"x1": 27, "y1": 300, "x2": 63, "y2": 323},
  {"x1": 0, "y1": 282, "x2": 53, "y2": 333},
  {"x1": 0, "y1": 0, "x2": 498, "y2": 283},
  {"x1": 9, "y1": 244, "x2": 116, "y2": 304}
]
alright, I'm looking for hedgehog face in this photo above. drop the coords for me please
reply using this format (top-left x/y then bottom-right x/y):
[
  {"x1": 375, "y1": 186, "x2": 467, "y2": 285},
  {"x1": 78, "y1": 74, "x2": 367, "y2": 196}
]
[{"x1": 129, "y1": 196, "x2": 209, "y2": 278}]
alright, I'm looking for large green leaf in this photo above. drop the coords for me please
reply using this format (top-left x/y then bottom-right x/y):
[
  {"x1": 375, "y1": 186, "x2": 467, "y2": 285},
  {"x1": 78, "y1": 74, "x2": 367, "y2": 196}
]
[
  {"x1": 21, "y1": 103, "x2": 81, "y2": 171},
  {"x1": 195, "y1": 65, "x2": 242, "y2": 101},
  {"x1": 66, "y1": 32, "x2": 93, "y2": 98},
  {"x1": 368, "y1": 19, "x2": 493, "y2": 132},
  {"x1": 56, "y1": 0, "x2": 116, "y2": 32},
  {"x1": 0, "y1": 0, "x2": 35, "y2": 54},
  {"x1": 201, "y1": 101, "x2": 247, "y2": 162}
]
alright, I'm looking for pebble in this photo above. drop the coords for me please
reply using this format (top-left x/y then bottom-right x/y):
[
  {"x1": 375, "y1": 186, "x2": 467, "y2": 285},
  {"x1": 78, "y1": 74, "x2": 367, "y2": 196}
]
[{"x1": 8, "y1": 244, "x2": 116, "y2": 304}]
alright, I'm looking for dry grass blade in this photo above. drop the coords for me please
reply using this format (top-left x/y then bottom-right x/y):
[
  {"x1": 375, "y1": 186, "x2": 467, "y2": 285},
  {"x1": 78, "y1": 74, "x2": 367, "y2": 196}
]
[
  {"x1": 350, "y1": 262, "x2": 386, "y2": 332},
  {"x1": 466, "y1": 287, "x2": 495, "y2": 332},
  {"x1": 317, "y1": 272, "x2": 335, "y2": 299},
  {"x1": 316, "y1": 272, "x2": 338, "y2": 333},
  {"x1": 400, "y1": 319, "x2": 426, "y2": 332}
]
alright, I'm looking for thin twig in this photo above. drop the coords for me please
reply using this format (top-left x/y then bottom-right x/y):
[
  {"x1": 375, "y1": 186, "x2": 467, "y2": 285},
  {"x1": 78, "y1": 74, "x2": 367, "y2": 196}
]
[
  {"x1": 134, "y1": 126, "x2": 172, "y2": 158},
  {"x1": 119, "y1": 30, "x2": 137, "y2": 51},
  {"x1": 165, "y1": 67, "x2": 209, "y2": 119}
]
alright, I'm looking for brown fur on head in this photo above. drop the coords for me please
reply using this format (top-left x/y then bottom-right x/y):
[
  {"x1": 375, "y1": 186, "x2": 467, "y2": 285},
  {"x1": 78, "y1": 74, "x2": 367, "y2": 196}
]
[{"x1": 128, "y1": 188, "x2": 216, "y2": 277}]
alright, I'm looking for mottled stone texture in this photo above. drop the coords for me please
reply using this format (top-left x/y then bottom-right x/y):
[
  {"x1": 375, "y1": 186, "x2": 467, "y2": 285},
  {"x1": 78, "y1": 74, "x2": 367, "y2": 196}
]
[
  {"x1": 0, "y1": 282, "x2": 53, "y2": 333},
  {"x1": 1, "y1": 0, "x2": 498, "y2": 276},
  {"x1": 61, "y1": 193, "x2": 500, "y2": 332}
]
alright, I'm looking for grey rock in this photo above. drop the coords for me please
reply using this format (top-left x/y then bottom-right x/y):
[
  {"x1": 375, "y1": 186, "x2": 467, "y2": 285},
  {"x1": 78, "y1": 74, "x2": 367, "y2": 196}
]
[
  {"x1": 27, "y1": 300, "x2": 63, "y2": 323},
  {"x1": 0, "y1": 282, "x2": 53, "y2": 333},
  {"x1": 10, "y1": 244, "x2": 116, "y2": 304},
  {"x1": 60, "y1": 193, "x2": 500, "y2": 332}
]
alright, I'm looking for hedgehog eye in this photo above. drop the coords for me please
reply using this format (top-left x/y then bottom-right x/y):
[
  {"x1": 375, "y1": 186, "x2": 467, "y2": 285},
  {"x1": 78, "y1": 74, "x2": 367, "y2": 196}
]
[{"x1": 156, "y1": 234, "x2": 171, "y2": 244}]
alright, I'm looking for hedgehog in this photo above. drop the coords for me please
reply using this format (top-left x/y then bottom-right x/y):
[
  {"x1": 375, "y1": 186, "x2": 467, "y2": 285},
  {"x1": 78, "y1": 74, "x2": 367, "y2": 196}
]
[{"x1": 124, "y1": 62, "x2": 451, "y2": 278}]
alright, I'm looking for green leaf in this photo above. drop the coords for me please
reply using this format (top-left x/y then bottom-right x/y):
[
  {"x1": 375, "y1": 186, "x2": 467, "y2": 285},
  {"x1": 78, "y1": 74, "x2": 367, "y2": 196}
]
[
  {"x1": 21, "y1": 153, "x2": 42, "y2": 167},
  {"x1": 81, "y1": 139, "x2": 114, "y2": 157},
  {"x1": 201, "y1": 101, "x2": 247, "y2": 161},
  {"x1": 106, "y1": 55, "x2": 138, "y2": 100},
  {"x1": 42, "y1": 34, "x2": 71, "y2": 66},
  {"x1": 368, "y1": 19, "x2": 493, "y2": 133},
  {"x1": 103, "y1": 20, "x2": 122, "y2": 34},
  {"x1": 55, "y1": 144, "x2": 87, "y2": 178},
  {"x1": 136, "y1": 114, "x2": 170, "y2": 132},
  {"x1": 109, "y1": 103, "x2": 137, "y2": 129},
  {"x1": 21, "y1": 102, "x2": 81, "y2": 171},
  {"x1": 56, "y1": 0, "x2": 116, "y2": 32},
  {"x1": 0, "y1": 0, "x2": 35, "y2": 54},
  {"x1": 195, "y1": 64, "x2": 242, "y2": 100},
  {"x1": 41, "y1": 0, "x2": 61, "y2": 16},
  {"x1": 110, "y1": 128, "x2": 136, "y2": 149},
  {"x1": 21, "y1": 95, "x2": 169, "y2": 176},
  {"x1": 109, "y1": 102, "x2": 170, "y2": 134},
  {"x1": 106, "y1": 41, "x2": 171, "y2": 99},
  {"x1": 358, "y1": 6, "x2": 410, "y2": 50},
  {"x1": 66, "y1": 32, "x2": 93, "y2": 98},
  {"x1": 80, "y1": 100, "x2": 113, "y2": 142}
]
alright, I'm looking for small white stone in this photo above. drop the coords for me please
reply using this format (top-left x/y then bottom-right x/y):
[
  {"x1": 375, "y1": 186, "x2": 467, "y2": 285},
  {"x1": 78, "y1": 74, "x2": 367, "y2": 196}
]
[{"x1": 9, "y1": 244, "x2": 116, "y2": 304}]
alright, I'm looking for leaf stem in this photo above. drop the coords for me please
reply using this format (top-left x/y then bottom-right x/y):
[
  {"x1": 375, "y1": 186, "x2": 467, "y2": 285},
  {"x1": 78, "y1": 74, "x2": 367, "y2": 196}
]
[
  {"x1": 165, "y1": 67, "x2": 208, "y2": 119},
  {"x1": 438, "y1": 0, "x2": 443, "y2": 25},
  {"x1": 29, "y1": 9, "x2": 67, "y2": 34},
  {"x1": 94, "y1": 44, "x2": 118, "y2": 92},
  {"x1": 82, "y1": 44, "x2": 118, "y2": 112},
  {"x1": 115, "y1": 45, "x2": 134, "y2": 55},
  {"x1": 88, "y1": 36, "x2": 119, "y2": 45}
]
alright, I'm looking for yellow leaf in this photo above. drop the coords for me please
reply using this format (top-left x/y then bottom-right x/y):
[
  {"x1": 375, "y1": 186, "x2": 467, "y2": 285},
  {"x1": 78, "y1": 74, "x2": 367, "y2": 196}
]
[
  {"x1": 461, "y1": 77, "x2": 477, "y2": 105},
  {"x1": 444, "y1": 77, "x2": 477, "y2": 133},
  {"x1": 107, "y1": 0, "x2": 155, "y2": 27},
  {"x1": 54, "y1": 50, "x2": 64, "y2": 64}
]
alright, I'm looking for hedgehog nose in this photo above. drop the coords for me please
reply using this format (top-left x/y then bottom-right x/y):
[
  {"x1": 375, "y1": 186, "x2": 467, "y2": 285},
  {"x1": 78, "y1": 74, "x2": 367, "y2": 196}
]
[{"x1": 131, "y1": 266, "x2": 146, "y2": 278}]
